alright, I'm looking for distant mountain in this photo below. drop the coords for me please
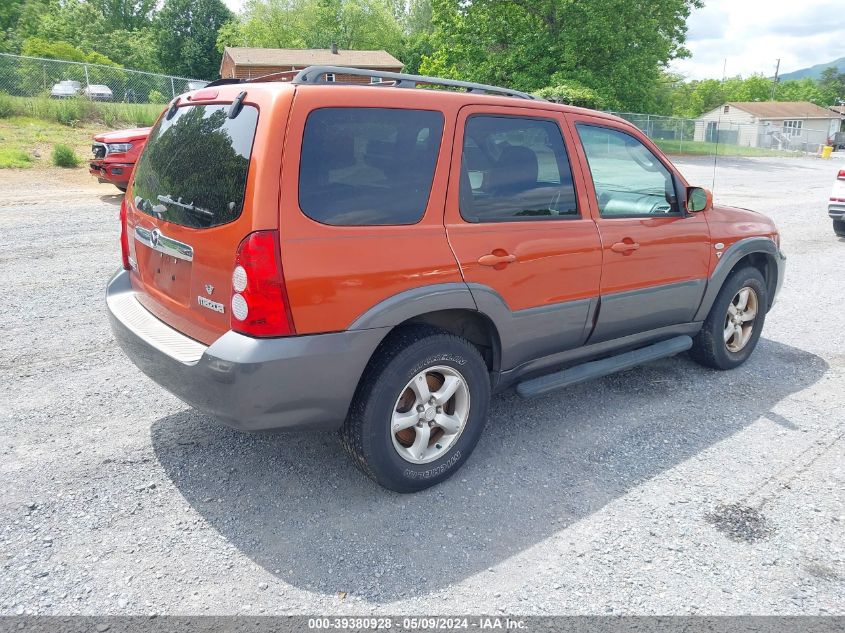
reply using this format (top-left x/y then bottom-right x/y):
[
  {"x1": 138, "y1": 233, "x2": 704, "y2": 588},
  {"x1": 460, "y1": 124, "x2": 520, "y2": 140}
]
[{"x1": 779, "y1": 57, "x2": 845, "y2": 81}]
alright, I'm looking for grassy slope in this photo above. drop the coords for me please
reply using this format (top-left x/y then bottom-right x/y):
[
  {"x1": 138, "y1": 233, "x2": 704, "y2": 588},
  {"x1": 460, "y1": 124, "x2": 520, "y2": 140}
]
[
  {"x1": 0, "y1": 116, "x2": 106, "y2": 169},
  {"x1": 0, "y1": 95, "x2": 164, "y2": 169},
  {"x1": 0, "y1": 95, "x2": 163, "y2": 128},
  {"x1": 655, "y1": 138, "x2": 798, "y2": 158}
]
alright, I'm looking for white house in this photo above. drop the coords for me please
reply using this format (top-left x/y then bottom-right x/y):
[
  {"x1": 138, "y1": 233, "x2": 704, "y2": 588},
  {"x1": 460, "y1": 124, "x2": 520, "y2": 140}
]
[
  {"x1": 831, "y1": 105, "x2": 845, "y2": 132},
  {"x1": 694, "y1": 101, "x2": 843, "y2": 151}
]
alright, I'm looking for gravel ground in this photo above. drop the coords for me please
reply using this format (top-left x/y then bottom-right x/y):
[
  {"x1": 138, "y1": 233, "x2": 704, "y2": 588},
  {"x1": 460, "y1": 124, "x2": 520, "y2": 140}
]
[{"x1": 1, "y1": 156, "x2": 843, "y2": 616}]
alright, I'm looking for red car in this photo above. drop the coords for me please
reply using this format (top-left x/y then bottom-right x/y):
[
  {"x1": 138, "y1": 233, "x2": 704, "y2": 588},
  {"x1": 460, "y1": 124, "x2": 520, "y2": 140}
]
[{"x1": 89, "y1": 127, "x2": 150, "y2": 191}]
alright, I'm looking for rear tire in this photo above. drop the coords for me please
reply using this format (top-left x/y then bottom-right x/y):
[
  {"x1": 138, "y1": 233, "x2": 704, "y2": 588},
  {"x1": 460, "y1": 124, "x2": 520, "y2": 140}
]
[
  {"x1": 690, "y1": 267, "x2": 768, "y2": 370},
  {"x1": 340, "y1": 325, "x2": 491, "y2": 493},
  {"x1": 834, "y1": 219, "x2": 845, "y2": 238},
  {"x1": 116, "y1": 185, "x2": 127, "y2": 193}
]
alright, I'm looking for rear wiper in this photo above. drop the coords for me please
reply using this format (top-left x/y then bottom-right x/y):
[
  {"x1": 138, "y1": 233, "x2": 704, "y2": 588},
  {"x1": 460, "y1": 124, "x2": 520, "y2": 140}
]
[
  {"x1": 158, "y1": 194, "x2": 195, "y2": 211},
  {"x1": 190, "y1": 206, "x2": 213, "y2": 217}
]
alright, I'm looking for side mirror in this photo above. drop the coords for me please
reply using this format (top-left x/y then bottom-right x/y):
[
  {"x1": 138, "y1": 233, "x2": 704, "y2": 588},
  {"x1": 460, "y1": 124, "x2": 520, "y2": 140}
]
[{"x1": 686, "y1": 186, "x2": 713, "y2": 213}]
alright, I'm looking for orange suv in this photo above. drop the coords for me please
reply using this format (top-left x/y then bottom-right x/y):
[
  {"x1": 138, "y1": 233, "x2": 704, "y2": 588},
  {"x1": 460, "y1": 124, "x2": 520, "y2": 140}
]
[{"x1": 107, "y1": 67, "x2": 785, "y2": 492}]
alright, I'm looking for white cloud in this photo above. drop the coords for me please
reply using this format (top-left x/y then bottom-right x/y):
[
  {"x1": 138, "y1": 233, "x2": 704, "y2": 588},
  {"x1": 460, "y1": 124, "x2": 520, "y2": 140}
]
[
  {"x1": 672, "y1": 0, "x2": 845, "y2": 80},
  {"x1": 223, "y1": 0, "x2": 245, "y2": 14}
]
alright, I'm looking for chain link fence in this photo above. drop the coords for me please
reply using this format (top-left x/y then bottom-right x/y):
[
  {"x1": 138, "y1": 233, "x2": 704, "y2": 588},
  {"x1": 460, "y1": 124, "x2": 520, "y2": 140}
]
[
  {"x1": 1, "y1": 52, "x2": 834, "y2": 155},
  {"x1": 0, "y1": 53, "x2": 207, "y2": 104},
  {"x1": 608, "y1": 111, "x2": 833, "y2": 156}
]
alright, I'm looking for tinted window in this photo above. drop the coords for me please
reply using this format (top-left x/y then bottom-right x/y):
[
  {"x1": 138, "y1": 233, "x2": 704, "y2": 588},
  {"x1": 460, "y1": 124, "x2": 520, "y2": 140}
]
[
  {"x1": 132, "y1": 104, "x2": 258, "y2": 229},
  {"x1": 299, "y1": 108, "x2": 444, "y2": 226},
  {"x1": 576, "y1": 124, "x2": 679, "y2": 217},
  {"x1": 459, "y1": 116, "x2": 578, "y2": 222}
]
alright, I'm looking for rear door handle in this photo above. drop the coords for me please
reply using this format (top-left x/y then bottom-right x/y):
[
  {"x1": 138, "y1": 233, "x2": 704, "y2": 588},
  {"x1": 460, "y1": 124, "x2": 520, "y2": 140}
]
[
  {"x1": 611, "y1": 240, "x2": 640, "y2": 254},
  {"x1": 478, "y1": 251, "x2": 517, "y2": 267}
]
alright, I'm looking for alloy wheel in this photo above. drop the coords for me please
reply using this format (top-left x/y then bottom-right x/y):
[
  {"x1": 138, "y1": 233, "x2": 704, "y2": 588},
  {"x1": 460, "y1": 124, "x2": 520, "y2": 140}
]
[
  {"x1": 724, "y1": 286, "x2": 758, "y2": 353},
  {"x1": 390, "y1": 365, "x2": 471, "y2": 464}
]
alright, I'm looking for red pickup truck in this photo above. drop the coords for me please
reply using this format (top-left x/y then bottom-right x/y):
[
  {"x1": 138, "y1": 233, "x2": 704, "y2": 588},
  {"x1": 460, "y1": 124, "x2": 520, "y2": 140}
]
[{"x1": 89, "y1": 127, "x2": 150, "y2": 191}]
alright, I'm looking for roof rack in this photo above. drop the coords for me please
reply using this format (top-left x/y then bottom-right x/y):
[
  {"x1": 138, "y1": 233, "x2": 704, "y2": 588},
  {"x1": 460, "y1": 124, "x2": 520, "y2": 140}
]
[
  {"x1": 291, "y1": 66, "x2": 538, "y2": 100},
  {"x1": 207, "y1": 70, "x2": 302, "y2": 88}
]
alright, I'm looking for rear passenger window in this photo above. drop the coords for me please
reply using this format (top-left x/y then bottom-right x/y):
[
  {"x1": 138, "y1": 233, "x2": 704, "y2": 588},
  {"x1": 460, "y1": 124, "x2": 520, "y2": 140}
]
[
  {"x1": 299, "y1": 108, "x2": 444, "y2": 225},
  {"x1": 460, "y1": 116, "x2": 578, "y2": 222}
]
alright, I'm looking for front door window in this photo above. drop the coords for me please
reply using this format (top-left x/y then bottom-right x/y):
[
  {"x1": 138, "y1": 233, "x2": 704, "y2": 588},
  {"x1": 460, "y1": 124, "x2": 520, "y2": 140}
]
[{"x1": 576, "y1": 124, "x2": 679, "y2": 217}]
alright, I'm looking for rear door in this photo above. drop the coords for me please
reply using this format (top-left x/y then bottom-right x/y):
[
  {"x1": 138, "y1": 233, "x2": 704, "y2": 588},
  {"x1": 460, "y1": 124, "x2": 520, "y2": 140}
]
[
  {"x1": 444, "y1": 105, "x2": 603, "y2": 371},
  {"x1": 125, "y1": 88, "x2": 289, "y2": 345},
  {"x1": 566, "y1": 114, "x2": 712, "y2": 343},
  {"x1": 277, "y1": 87, "x2": 464, "y2": 335}
]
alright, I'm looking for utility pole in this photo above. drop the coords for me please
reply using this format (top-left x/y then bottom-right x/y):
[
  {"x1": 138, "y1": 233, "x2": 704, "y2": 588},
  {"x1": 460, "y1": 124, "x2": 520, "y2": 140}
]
[{"x1": 771, "y1": 59, "x2": 780, "y2": 101}]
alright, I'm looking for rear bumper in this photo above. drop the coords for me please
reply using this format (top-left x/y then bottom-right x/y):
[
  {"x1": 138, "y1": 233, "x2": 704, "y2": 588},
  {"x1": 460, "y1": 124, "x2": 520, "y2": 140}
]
[
  {"x1": 106, "y1": 269, "x2": 388, "y2": 431},
  {"x1": 829, "y1": 202, "x2": 845, "y2": 220},
  {"x1": 89, "y1": 160, "x2": 133, "y2": 186}
]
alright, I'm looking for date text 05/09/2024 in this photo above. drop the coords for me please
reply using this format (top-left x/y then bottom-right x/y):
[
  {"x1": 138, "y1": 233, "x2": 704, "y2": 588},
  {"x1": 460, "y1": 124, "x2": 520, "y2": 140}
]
[{"x1": 307, "y1": 617, "x2": 527, "y2": 630}]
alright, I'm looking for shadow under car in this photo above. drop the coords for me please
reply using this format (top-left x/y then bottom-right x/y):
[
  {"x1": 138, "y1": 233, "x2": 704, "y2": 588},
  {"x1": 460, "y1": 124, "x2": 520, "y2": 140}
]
[{"x1": 151, "y1": 337, "x2": 827, "y2": 602}]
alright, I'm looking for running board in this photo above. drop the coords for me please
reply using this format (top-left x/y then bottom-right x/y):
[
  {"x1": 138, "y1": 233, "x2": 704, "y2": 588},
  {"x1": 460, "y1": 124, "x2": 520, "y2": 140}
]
[{"x1": 516, "y1": 335, "x2": 693, "y2": 399}]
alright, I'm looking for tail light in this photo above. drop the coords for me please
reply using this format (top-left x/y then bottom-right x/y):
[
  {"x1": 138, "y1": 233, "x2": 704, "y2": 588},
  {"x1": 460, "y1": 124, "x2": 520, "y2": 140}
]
[
  {"x1": 838, "y1": 170, "x2": 845, "y2": 180},
  {"x1": 230, "y1": 230, "x2": 295, "y2": 337},
  {"x1": 119, "y1": 198, "x2": 130, "y2": 270}
]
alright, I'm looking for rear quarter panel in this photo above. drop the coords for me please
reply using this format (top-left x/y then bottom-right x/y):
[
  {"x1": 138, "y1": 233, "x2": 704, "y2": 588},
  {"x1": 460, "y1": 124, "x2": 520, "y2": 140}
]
[{"x1": 279, "y1": 86, "x2": 465, "y2": 334}]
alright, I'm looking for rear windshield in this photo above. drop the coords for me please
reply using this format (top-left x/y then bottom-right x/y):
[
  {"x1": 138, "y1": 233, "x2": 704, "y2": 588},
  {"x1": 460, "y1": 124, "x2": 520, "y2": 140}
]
[{"x1": 132, "y1": 104, "x2": 258, "y2": 229}]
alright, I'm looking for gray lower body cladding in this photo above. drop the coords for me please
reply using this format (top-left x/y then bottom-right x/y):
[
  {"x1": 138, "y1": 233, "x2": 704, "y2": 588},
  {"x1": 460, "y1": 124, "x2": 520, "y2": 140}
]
[
  {"x1": 588, "y1": 279, "x2": 706, "y2": 344},
  {"x1": 106, "y1": 236, "x2": 787, "y2": 432},
  {"x1": 106, "y1": 269, "x2": 387, "y2": 431}
]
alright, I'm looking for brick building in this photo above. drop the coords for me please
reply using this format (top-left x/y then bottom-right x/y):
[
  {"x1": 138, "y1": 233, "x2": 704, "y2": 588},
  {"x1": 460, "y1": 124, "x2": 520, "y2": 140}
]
[{"x1": 218, "y1": 46, "x2": 403, "y2": 83}]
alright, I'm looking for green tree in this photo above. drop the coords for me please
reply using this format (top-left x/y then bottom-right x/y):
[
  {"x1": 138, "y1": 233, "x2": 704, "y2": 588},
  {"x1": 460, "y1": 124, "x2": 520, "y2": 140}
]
[
  {"x1": 12, "y1": 1, "x2": 158, "y2": 72},
  {"x1": 721, "y1": 75, "x2": 771, "y2": 102},
  {"x1": 420, "y1": 0, "x2": 702, "y2": 112},
  {"x1": 91, "y1": 0, "x2": 157, "y2": 30},
  {"x1": 534, "y1": 80, "x2": 606, "y2": 109},
  {"x1": 0, "y1": 0, "x2": 49, "y2": 53},
  {"x1": 219, "y1": 0, "x2": 403, "y2": 56},
  {"x1": 21, "y1": 36, "x2": 120, "y2": 65},
  {"x1": 217, "y1": 0, "x2": 315, "y2": 51},
  {"x1": 95, "y1": 27, "x2": 160, "y2": 72},
  {"x1": 392, "y1": 0, "x2": 434, "y2": 73},
  {"x1": 776, "y1": 77, "x2": 825, "y2": 104},
  {"x1": 314, "y1": 0, "x2": 401, "y2": 49},
  {"x1": 155, "y1": 0, "x2": 232, "y2": 79},
  {"x1": 819, "y1": 66, "x2": 845, "y2": 105}
]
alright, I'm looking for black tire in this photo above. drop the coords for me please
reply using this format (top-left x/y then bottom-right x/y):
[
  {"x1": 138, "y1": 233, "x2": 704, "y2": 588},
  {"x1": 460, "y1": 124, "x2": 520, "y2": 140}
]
[
  {"x1": 116, "y1": 185, "x2": 127, "y2": 192},
  {"x1": 690, "y1": 266, "x2": 768, "y2": 370},
  {"x1": 834, "y1": 219, "x2": 845, "y2": 238},
  {"x1": 340, "y1": 325, "x2": 491, "y2": 493}
]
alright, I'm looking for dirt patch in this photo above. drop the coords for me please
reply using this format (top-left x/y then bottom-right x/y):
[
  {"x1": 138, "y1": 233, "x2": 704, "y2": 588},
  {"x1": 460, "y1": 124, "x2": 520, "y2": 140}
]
[{"x1": 706, "y1": 503, "x2": 773, "y2": 543}]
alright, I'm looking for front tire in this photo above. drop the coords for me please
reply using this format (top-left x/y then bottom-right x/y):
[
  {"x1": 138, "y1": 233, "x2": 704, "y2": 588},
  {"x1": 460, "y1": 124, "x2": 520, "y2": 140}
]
[
  {"x1": 834, "y1": 219, "x2": 845, "y2": 237},
  {"x1": 340, "y1": 325, "x2": 491, "y2": 493},
  {"x1": 690, "y1": 267, "x2": 768, "y2": 370}
]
